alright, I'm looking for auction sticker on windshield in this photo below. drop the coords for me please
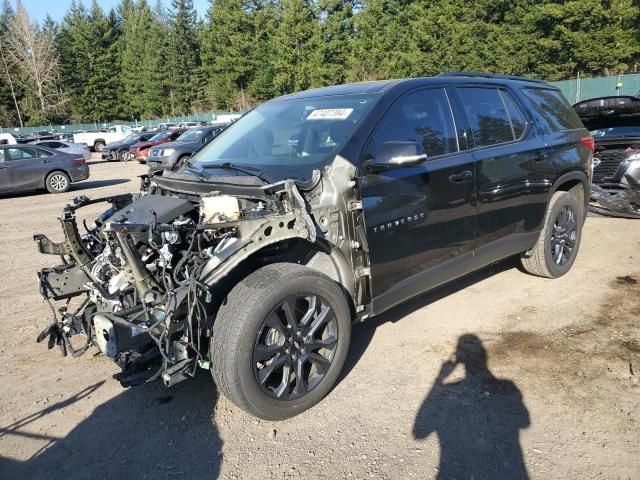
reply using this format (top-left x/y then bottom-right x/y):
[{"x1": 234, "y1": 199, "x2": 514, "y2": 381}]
[{"x1": 307, "y1": 108, "x2": 354, "y2": 121}]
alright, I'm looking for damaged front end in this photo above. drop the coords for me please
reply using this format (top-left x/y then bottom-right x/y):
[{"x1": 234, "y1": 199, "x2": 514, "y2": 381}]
[{"x1": 34, "y1": 157, "x2": 367, "y2": 389}]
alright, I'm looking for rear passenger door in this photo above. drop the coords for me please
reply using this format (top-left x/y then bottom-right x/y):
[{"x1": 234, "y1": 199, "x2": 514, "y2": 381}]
[
  {"x1": 360, "y1": 87, "x2": 477, "y2": 312},
  {"x1": 0, "y1": 147, "x2": 10, "y2": 191},
  {"x1": 453, "y1": 86, "x2": 554, "y2": 268}
]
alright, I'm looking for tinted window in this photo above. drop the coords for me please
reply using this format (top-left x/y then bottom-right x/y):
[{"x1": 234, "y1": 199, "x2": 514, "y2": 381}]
[
  {"x1": 7, "y1": 148, "x2": 36, "y2": 160},
  {"x1": 458, "y1": 87, "x2": 513, "y2": 147},
  {"x1": 372, "y1": 88, "x2": 458, "y2": 158},
  {"x1": 0, "y1": 148, "x2": 5, "y2": 162},
  {"x1": 500, "y1": 91, "x2": 527, "y2": 138},
  {"x1": 522, "y1": 88, "x2": 583, "y2": 133},
  {"x1": 35, "y1": 148, "x2": 53, "y2": 157}
]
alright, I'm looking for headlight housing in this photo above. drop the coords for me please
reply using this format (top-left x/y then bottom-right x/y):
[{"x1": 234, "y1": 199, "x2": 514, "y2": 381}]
[{"x1": 161, "y1": 148, "x2": 175, "y2": 157}]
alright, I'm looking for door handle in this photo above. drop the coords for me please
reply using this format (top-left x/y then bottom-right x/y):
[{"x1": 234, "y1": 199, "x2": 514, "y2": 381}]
[
  {"x1": 448, "y1": 170, "x2": 473, "y2": 183},
  {"x1": 41, "y1": 159, "x2": 51, "y2": 164}
]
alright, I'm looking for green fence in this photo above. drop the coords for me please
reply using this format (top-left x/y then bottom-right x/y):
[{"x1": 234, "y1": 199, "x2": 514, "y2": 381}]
[
  {"x1": 552, "y1": 74, "x2": 640, "y2": 104},
  {"x1": 0, "y1": 112, "x2": 240, "y2": 136}
]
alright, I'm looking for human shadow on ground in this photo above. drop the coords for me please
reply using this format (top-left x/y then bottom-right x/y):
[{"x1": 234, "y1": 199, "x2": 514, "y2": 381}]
[
  {"x1": 413, "y1": 334, "x2": 530, "y2": 480},
  {"x1": 0, "y1": 371, "x2": 222, "y2": 480}
]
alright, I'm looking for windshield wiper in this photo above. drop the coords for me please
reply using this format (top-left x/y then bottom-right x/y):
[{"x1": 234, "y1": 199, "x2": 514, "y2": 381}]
[{"x1": 201, "y1": 162, "x2": 269, "y2": 183}]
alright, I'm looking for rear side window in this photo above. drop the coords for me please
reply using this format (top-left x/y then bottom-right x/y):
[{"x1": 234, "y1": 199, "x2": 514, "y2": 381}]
[
  {"x1": 36, "y1": 148, "x2": 53, "y2": 157},
  {"x1": 458, "y1": 87, "x2": 514, "y2": 147},
  {"x1": 500, "y1": 91, "x2": 527, "y2": 138},
  {"x1": 373, "y1": 88, "x2": 458, "y2": 158},
  {"x1": 522, "y1": 88, "x2": 583, "y2": 132},
  {"x1": 0, "y1": 148, "x2": 5, "y2": 162}
]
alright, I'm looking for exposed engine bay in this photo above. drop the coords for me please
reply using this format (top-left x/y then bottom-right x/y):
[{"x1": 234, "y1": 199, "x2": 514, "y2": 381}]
[{"x1": 34, "y1": 157, "x2": 368, "y2": 388}]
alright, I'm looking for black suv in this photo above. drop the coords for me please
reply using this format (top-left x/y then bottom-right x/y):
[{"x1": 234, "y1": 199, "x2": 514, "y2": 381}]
[{"x1": 34, "y1": 73, "x2": 592, "y2": 420}]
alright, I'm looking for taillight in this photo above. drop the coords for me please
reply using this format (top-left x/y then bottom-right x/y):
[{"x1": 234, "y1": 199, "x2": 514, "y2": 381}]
[
  {"x1": 580, "y1": 136, "x2": 595, "y2": 153},
  {"x1": 73, "y1": 157, "x2": 85, "y2": 164}
]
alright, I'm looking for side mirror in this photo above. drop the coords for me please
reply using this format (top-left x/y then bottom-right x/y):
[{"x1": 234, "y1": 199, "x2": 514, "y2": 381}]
[{"x1": 366, "y1": 141, "x2": 427, "y2": 172}]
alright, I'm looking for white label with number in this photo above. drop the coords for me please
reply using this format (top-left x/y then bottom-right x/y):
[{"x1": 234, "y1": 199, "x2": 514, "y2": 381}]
[{"x1": 306, "y1": 108, "x2": 354, "y2": 121}]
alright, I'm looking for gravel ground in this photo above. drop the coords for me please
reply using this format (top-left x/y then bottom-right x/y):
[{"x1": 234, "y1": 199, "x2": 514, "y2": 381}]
[{"x1": 0, "y1": 156, "x2": 638, "y2": 480}]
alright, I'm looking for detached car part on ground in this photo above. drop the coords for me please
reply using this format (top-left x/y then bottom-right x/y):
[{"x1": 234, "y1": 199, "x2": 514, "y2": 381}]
[
  {"x1": 574, "y1": 95, "x2": 640, "y2": 218},
  {"x1": 34, "y1": 73, "x2": 592, "y2": 420}
]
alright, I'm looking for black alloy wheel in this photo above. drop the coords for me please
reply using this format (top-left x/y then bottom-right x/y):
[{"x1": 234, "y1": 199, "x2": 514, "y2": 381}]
[
  {"x1": 550, "y1": 205, "x2": 577, "y2": 266},
  {"x1": 253, "y1": 294, "x2": 339, "y2": 400}
]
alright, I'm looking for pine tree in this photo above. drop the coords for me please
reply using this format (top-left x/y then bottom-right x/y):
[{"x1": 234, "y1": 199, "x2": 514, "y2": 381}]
[
  {"x1": 202, "y1": 0, "x2": 260, "y2": 109},
  {"x1": 271, "y1": 0, "x2": 318, "y2": 95},
  {"x1": 311, "y1": 0, "x2": 354, "y2": 87},
  {"x1": 166, "y1": 0, "x2": 200, "y2": 115}
]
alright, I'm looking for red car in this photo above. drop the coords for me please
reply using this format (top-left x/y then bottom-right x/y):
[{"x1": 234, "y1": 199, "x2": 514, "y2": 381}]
[{"x1": 129, "y1": 128, "x2": 186, "y2": 163}]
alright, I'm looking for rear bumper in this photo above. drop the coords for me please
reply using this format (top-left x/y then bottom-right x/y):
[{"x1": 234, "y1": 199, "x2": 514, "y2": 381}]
[{"x1": 69, "y1": 164, "x2": 90, "y2": 182}]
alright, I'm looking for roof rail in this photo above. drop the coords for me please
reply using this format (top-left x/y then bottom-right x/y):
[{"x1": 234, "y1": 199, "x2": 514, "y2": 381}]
[{"x1": 437, "y1": 71, "x2": 548, "y2": 85}]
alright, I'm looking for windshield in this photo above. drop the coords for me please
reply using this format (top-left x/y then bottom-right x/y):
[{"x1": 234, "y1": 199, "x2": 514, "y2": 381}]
[
  {"x1": 192, "y1": 94, "x2": 380, "y2": 182},
  {"x1": 175, "y1": 129, "x2": 207, "y2": 143},
  {"x1": 591, "y1": 126, "x2": 640, "y2": 138},
  {"x1": 149, "y1": 131, "x2": 170, "y2": 142}
]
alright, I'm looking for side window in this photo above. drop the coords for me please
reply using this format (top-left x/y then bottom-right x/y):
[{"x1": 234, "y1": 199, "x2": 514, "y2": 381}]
[
  {"x1": 373, "y1": 88, "x2": 458, "y2": 158},
  {"x1": 7, "y1": 148, "x2": 36, "y2": 160},
  {"x1": 35, "y1": 148, "x2": 53, "y2": 157},
  {"x1": 458, "y1": 87, "x2": 514, "y2": 147},
  {"x1": 0, "y1": 148, "x2": 5, "y2": 162},
  {"x1": 521, "y1": 88, "x2": 583, "y2": 133},
  {"x1": 170, "y1": 131, "x2": 182, "y2": 140},
  {"x1": 500, "y1": 91, "x2": 527, "y2": 138}
]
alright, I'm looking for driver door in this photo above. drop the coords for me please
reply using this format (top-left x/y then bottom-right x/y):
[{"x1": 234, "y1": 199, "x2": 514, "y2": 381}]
[{"x1": 359, "y1": 87, "x2": 477, "y2": 313}]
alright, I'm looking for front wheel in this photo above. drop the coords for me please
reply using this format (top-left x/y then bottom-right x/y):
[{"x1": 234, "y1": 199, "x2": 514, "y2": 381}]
[
  {"x1": 521, "y1": 191, "x2": 584, "y2": 278},
  {"x1": 118, "y1": 150, "x2": 129, "y2": 162},
  {"x1": 211, "y1": 263, "x2": 352, "y2": 420}
]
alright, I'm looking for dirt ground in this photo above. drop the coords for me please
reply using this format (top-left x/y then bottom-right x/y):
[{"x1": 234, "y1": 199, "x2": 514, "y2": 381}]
[{"x1": 0, "y1": 157, "x2": 638, "y2": 480}]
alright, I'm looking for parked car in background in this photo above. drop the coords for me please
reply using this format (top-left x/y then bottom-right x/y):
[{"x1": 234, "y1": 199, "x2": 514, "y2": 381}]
[
  {"x1": 0, "y1": 144, "x2": 89, "y2": 194},
  {"x1": 0, "y1": 133, "x2": 18, "y2": 145},
  {"x1": 54, "y1": 132, "x2": 76, "y2": 142},
  {"x1": 101, "y1": 131, "x2": 157, "y2": 161},
  {"x1": 177, "y1": 121, "x2": 199, "y2": 128},
  {"x1": 574, "y1": 95, "x2": 640, "y2": 217},
  {"x1": 158, "y1": 122, "x2": 177, "y2": 130},
  {"x1": 128, "y1": 128, "x2": 186, "y2": 163},
  {"x1": 146, "y1": 125, "x2": 224, "y2": 174},
  {"x1": 33, "y1": 140, "x2": 91, "y2": 162},
  {"x1": 73, "y1": 125, "x2": 132, "y2": 152}
]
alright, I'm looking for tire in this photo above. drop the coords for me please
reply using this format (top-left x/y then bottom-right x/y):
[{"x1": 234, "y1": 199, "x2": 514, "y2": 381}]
[
  {"x1": 45, "y1": 171, "x2": 71, "y2": 193},
  {"x1": 176, "y1": 155, "x2": 190, "y2": 170},
  {"x1": 211, "y1": 263, "x2": 352, "y2": 420},
  {"x1": 117, "y1": 150, "x2": 129, "y2": 162},
  {"x1": 521, "y1": 191, "x2": 584, "y2": 278},
  {"x1": 94, "y1": 141, "x2": 105, "y2": 152}
]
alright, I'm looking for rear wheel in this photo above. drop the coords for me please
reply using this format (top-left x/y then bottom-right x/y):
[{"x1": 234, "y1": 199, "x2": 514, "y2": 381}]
[
  {"x1": 521, "y1": 191, "x2": 583, "y2": 278},
  {"x1": 94, "y1": 141, "x2": 105, "y2": 152},
  {"x1": 211, "y1": 263, "x2": 351, "y2": 420},
  {"x1": 45, "y1": 171, "x2": 70, "y2": 193}
]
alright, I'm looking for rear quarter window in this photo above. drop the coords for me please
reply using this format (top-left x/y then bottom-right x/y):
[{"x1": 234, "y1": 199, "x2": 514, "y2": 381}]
[
  {"x1": 458, "y1": 87, "x2": 514, "y2": 147},
  {"x1": 522, "y1": 88, "x2": 584, "y2": 133}
]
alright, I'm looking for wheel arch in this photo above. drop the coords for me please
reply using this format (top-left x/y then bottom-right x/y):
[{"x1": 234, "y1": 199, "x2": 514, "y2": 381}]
[
  {"x1": 548, "y1": 171, "x2": 589, "y2": 219},
  {"x1": 204, "y1": 238, "x2": 357, "y2": 321}
]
